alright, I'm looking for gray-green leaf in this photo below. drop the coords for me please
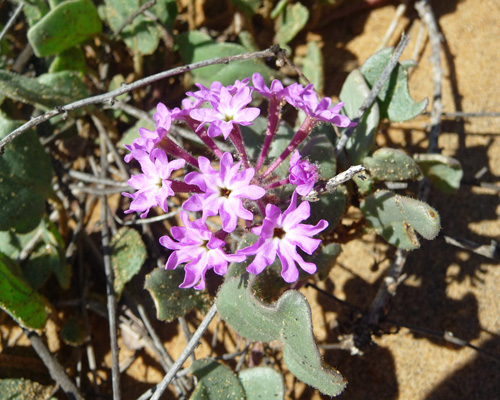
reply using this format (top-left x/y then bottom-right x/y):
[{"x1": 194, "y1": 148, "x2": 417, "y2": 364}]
[{"x1": 360, "y1": 47, "x2": 428, "y2": 122}]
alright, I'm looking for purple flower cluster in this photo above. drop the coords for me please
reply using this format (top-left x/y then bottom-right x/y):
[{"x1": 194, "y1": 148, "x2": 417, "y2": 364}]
[{"x1": 123, "y1": 74, "x2": 354, "y2": 289}]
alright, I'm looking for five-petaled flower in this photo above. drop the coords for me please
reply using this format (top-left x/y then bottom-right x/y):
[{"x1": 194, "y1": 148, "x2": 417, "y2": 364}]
[
  {"x1": 159, "y1": 211, "x2": 246, "y2": 290},
  {"x1": 183, "y1": 152, "x2": 265, "y2": 233},
  {"x1": 238, "y1": 191, "x2": 328, "y2": 283},
  {"x1": 122, "y1": 148, "x2": 185, "y2": 218},
  {"x1": 189, "y1": 86, "x2": 260, "y2": 139}
]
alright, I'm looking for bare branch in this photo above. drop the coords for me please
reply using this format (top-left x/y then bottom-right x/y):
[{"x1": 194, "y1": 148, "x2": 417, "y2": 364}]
[
  {"x1": 0, "y1": 46, "x2": 283, "y2": 154},
  {"x1": 0, "y1": 2, "x2": 24, "y2": 43},
  {"x1": 24, "y1": 329, "x2": 85, "y2": 400}
]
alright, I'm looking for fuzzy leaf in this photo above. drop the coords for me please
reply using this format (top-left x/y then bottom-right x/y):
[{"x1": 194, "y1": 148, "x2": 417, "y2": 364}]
[
  {"x1": 177, "y1": 31, "x2": 274, "y2": 86},
  {"x1": 360, "y1": 47, "x2": 428, "y2": 122},
  {"x1": 239, "y1": 367, "x2": 284, "y2": 400},
  {"x1": 0, "y1": 253, "x2": 47, "y2": 329},
  {"x1": 16, "y1": 0, "x2": 50, "y2": 26},
  {"x1": 339, "y1": 69, "x2": 380, "y2": 164},
  {"x1": 360, "y1": 190, "x2": 441, "y2": 250},
  {"x1": 27, "y1": 0, "x2": 102, "y2": 57},
  {"x1": 300, "y1": 132, "x2": 337, "y2": 181},
  {"x1": 217, "y1": 275, "x2": 346, "y2": 396},
  {"x1": 0, "y1": 70, "x2": 89, "y2": 109},
  {"x1": 0, "y1": 117, "x2": 53, "y2": 233},
  {"x1": 363, "y1": 148, "x2": 423, "y2": 181},
  {"x1": 274, "y1": 3, "x2": 309, "y2": 45},
  {"x1": 414, "y1": 153, "x2": 463, "y2": 194},
  {"x1": 0, "y1": 378, "x2": 53, "y2": 399},
  {"x1": 111, "y1": 227, "x2": 147, "y2": 298},
  {"x1": 190, "y1": 359, "x2": 246, "y2": 400},
  {"x1": 145, "y1": 268, "x2": 208, "y2": 322},
  {"x1": 309, "y1": 188, "x2": 347, "y2": 235}
]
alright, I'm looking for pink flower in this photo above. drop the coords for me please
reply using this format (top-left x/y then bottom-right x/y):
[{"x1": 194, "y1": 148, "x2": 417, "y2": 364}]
[
  {"x1": 159, "y1": 211, "x2": 246, "y2": 290},
  {"x1": 189, "y1": 86, "x2": 260, "y2": 139},
  {"x1": 183, "y1": 152, "x2": 265, "y2": 232},
  {"x1": 289, "y1": 151, "x2": 319, "y2": 196},
  {"x1": 123, "y1": 149, "x2": 185, "y2": 218},
  {"x1": 252, "y1": 72, "x2": 286, "y2": 99},
  {"x1": 238, "y1": 191, "x2": 328, "y2": 283}
]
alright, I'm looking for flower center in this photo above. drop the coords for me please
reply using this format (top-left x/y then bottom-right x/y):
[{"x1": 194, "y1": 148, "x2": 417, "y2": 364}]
[
  {"x1": 219, "y1": 187, "x2": 232, "y2": 198},
  {"x1": 273, "y1": 227, "x2": 286, "y2": 239}
]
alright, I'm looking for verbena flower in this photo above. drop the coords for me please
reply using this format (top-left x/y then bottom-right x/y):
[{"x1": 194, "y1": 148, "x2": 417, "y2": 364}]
[
  {"x1": 189, "y1": 86, "x2": 260, "y2": 139},
  {"x1": 252, "y1": 73, "x2": 286, "y2": 100},
  {"x1": 159, "y1": 211, "x2": 246, "y2": 289},
  {"x1": 183, "y1": 152, "x2": 265, "y2": 233},
  {"x1": 122, "y1": 148, "x2": 185, "y2": 218},
  {"x1": 238, "y1": 191, "x2": 328, "y2": 283},
  {"x1": 289, "y1": 151, "x2": 319, "y2": 196}
]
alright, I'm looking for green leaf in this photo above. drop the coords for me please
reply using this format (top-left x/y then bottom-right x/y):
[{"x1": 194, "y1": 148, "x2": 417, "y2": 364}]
[
  {"x1": 145, "y1": 268, "x2": 208, "y2": 322},
  {"x1": 0, "y1": 70, "x2": 89, "y2": 109},
  {"x1": 300, "y1": 131, "x2": 337, "y2": 181},
  {"x1": 0, "y1": 378, "x2": 53, "y2": 399},
  {"x1": 111, "y1": 227, "x2": 147, "y2": 298},
  {"x1": 217, "y1": 275, "x2": 346, "y2": 396},
  {"x1": 103, "y1": 0, "x2": 176, "y2": 55},
  {"x1": 0, "y1": 117, "x2": 54, "y2": 233},
  {"x1": 339, "y1": 69, "x2": 380, "y2": 164},
  {"x1": 360, "y1": 47, "x2": 428, "y2": 122},
  {"x1": 16, "y1": 0, "x2": 50, "y2": 26},
  {"x1": 414, "y1": 153, "x2": 463, "y2": 194},
  {"x1": 363, "y1": 148, "x2": 423, "y2": 181},
  {"x1": 0, "y1": 253, "x2": 47, "y2": 329},
  {"x1": 274, "y1": 3, "x2": 309, "y2": 45},
  {"x1": 298, "y1": 41, "x2": 324, "y2": 93},
  {"x1": 360, "y1": 190, "x2": 441, "y2": 250},
  {"x1": 61, "y1": 316, "x2": 86, "y2": 346},
  {"x1": 177, "y1": 31, "x2": 274, "y2": 86},
  {"x1": 309, "y1": 188, "x2": 347, "y2": 235},
  {"x1": 231, "y1": 0, "x2": 260, "y2": 16},
  {"x1": 239, "y1": 367, "x2": 284, "y2": 400},
  {"x1": 27, "y1": 0, "x2": 102, "y2": 57},
  {"x1": 49, "y1": 47, "x2": 86, "y2": 73},
  {"x1": 190, "y1": 359, "x2": 246, "y2": 400}
]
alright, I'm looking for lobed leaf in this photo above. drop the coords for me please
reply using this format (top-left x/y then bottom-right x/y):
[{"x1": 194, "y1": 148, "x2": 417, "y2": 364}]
[
  {"x1": 27, "y1": 0, "x2": 102, "y2": 57},
  {"x1": 360, "y1": 190, "x2": 441, "y2": 250},
  {"x1": 360, "y1": 47, "x2": 428, "y2": 122},
  {"x1": 217, "y1": 274, "x2": 346, "y2": 396}
]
